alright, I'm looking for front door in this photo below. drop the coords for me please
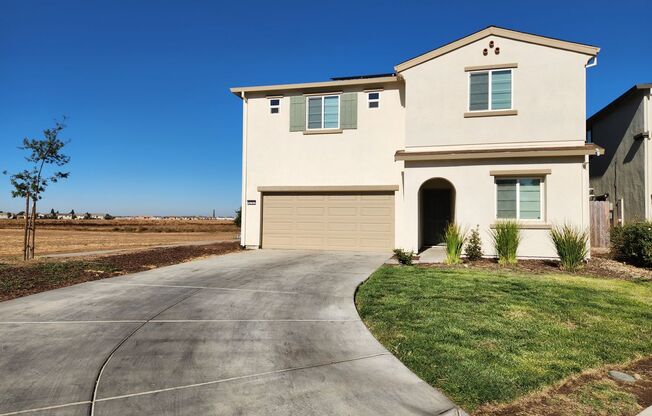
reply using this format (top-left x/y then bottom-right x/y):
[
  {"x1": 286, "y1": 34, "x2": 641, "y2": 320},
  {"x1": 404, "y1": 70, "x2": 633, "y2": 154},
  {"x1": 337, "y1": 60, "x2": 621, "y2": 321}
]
[{"x1": 421, "y1": 189, "x2": 452, "y2": 247}]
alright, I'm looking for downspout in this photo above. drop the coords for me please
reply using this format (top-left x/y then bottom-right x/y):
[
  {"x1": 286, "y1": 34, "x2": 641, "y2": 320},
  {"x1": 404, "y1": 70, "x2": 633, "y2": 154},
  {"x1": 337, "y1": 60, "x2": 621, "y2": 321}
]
[
  {"x1": 241, "y1": 91, "x2": 248, "y2": 247},
  {"x1": 645, "y1": 93, "x2": 650, "y2": 220}
]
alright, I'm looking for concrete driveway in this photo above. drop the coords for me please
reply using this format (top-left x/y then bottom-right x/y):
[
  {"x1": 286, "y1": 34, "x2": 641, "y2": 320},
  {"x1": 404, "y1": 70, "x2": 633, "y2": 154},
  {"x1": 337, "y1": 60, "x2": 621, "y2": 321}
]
[{"x1": 0, "y1": 250, "x2": 461, "y2": 416}]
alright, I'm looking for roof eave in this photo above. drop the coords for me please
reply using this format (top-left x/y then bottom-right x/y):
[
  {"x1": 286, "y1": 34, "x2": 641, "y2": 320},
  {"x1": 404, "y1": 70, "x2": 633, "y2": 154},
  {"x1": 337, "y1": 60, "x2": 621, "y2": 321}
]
[
  {"x1": 394, "y1": 26, "x2": 600, "y2": 73},
  {"x1": 587, "y1": 84, "x2": 652, "y2": 126},
  {"x1": 230, "y1": 76, "x2": 400, "y2": 98}
]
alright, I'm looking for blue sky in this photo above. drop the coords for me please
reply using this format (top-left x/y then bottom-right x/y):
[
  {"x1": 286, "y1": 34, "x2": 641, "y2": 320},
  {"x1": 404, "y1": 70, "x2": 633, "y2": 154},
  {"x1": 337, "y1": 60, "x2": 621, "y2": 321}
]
[{"x1": 1, "y1": 0, "x2": 650, "y2": 216}]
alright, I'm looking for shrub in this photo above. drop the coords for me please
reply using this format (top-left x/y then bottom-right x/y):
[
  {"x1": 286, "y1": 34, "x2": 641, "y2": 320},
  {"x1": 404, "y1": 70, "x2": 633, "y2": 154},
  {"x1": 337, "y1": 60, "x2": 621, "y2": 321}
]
[
  {"x1": 465, "y1": 225, "x2": 483, "y2": 261},
  {"x1": 491, "y1": 221, "x2": 521, "y2": 265},
  {"x1": 444, "y1": 223, "x2": 467, "y2": 264},
  {"x1": 610, "y1": 222, "x2": 652, "y2": 267},
  {"x1": 393, "y1": 248, "x2": 414, "y2": 265},
  {"x1": 550, "y1": 224, "x2": 588, "y2": 272}
]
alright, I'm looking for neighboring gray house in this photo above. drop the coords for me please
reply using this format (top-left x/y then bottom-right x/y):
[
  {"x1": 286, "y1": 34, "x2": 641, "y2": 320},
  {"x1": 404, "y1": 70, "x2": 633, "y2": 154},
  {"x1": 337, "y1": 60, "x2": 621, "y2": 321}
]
[{"x1": 588, "y1": 84, "x2": 651, "y2": 223}]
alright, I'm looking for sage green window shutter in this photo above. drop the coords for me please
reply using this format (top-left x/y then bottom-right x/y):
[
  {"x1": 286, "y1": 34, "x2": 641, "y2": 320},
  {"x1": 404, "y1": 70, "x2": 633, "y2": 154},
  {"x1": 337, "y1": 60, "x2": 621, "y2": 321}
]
[
  {"x1": 340, "y1": 93, "x2": 357, "y2": 129},
  {"x1": 289, "y1": 96, "x2": 306, "y2": 132}
]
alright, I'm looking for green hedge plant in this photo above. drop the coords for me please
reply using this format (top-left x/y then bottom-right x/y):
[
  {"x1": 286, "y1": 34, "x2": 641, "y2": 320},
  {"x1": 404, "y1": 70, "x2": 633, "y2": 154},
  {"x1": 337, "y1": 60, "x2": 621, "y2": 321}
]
[
  {"x1": 491, "y1": 221, "x2": 521, "y2": 265},
  {"x1": 393, "y1": 248, "x2": 414, "y2": 266},
  {"x1": 610, "y1": 222, "x2": 652, "y2": 267},
  {"x1": 444, "y1": 223, "x2": 467, "y2": 264},
  {"x1": 550, "y1": 224, "x2": 588, "y2": 272}
]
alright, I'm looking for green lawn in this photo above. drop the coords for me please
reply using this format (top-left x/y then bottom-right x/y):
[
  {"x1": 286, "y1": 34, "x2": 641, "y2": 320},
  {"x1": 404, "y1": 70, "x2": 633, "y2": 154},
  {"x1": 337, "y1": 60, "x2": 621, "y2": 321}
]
[{"x1": 355, "y1": 266, "x2": 652, "y2": 412}]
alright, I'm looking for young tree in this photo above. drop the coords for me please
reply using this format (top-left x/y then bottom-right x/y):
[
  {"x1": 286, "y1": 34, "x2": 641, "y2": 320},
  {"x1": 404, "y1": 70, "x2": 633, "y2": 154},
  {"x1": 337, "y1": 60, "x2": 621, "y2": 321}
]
[
  {"x1": 4, "y1": 119, "x2": 71, "y2": 260},
  {"x1": 70, "y1": 209, "x2": 76, "y2": 219},
  {"x1": 49, "y1": 208, "x2": 56, "y2": 219},
  {"x1": 234, "y1": 207, "x2": 242, "y2": 228}
]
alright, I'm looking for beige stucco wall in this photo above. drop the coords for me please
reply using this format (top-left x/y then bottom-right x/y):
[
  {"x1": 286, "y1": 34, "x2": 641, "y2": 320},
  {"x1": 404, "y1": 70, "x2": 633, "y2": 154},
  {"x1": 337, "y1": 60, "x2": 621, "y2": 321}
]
[
  {"x1": 401, "y1": 35, "x2": 590, "y2": 149},
  {"x1": 240, "y1": 83, "x2": 405, "y2": 247},
  {"x1": 398, "y1": 157, "x2": 589, "y2": 258}
]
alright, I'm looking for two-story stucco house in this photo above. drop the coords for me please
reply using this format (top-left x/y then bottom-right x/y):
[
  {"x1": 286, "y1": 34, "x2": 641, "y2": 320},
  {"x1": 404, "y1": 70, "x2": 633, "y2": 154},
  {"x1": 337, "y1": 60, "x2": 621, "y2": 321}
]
[{"x1": 231, "y1": 26, "x2": 603, "y2": 258}]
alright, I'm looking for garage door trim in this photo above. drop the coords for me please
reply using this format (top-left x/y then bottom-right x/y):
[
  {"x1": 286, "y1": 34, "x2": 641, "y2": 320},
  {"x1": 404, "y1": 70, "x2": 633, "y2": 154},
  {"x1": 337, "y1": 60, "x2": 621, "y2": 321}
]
[{"x1": 261, "y1": 189, "x2": 396, "y2": 251}]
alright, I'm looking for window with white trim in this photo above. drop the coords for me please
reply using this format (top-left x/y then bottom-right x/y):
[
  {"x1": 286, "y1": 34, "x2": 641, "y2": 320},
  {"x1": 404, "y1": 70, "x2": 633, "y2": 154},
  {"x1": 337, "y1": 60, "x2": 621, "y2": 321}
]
[
  {"x1": 367, "y1": 91, "x2": 380, "y2": 108},
  {"x1": 469, "y1": 69, "x2": 512, "y2": 111},
  {"x1": 306, "y1": 95, "x2": 340, "y2": 130},
  {"x1": 496, "y1": 178, "x2": 542, "y2": 220},
  {"x1": 269, "y1": 98, "x2": 280, "y2": 114}
]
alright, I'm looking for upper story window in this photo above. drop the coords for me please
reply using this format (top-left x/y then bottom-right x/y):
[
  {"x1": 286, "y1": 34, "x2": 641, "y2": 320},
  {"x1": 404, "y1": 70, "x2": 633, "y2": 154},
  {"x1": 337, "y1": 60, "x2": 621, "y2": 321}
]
[
  {"x1": 269, "y1": 98, "x2": 280, "y2": 114},
  {"x1": 496, "y1": 178, "x2": 542, "y2": 220},
  {"x1": 307, "y1": 95, "x2": 340, "y2": 130},
  {"x1": 469, "y1": 69, "x2": 512, "y2": 111},
  {"x1": 367, "y1": 91, "x2": 380, "y2": 108}
]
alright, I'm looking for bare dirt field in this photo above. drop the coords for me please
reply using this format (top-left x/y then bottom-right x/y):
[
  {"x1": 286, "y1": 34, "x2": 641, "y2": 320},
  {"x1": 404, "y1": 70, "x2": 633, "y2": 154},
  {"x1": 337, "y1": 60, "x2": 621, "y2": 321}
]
[{"x1": 0, "y1": 219, "x2": 239, "y2": 261}]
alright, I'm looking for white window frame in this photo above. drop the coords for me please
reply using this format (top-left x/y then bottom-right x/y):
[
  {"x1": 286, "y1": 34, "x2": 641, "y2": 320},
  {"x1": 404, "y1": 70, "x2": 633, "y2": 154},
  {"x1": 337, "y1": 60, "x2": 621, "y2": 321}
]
[
  {"x1": 468, "y1": 69, "x2": 514, "y2": 112},
  {"x1": 305, "y1": 95, "x2": 340, "y2": 130},
  {"x1": 494, "y1": 177, "x2": 544, "y2": 221},
  {"x1": 269, "y1": 98, "x2": 281, "y2": 114},
  {"x1": 367, "y1": 91, "x2": 380, "y2": 109}
]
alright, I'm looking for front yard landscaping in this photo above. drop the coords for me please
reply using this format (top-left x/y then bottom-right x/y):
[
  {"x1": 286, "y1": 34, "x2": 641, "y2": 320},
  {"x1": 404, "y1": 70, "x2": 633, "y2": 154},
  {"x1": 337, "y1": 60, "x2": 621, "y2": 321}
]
[{"x1": 356, "y1": 265, "x2": 652, "y2": 415}]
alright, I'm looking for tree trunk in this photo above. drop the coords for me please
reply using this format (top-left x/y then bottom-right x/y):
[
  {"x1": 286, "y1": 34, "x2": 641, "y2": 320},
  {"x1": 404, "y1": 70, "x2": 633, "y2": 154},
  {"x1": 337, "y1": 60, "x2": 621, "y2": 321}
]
[
  {"x1": 23, "y1": 194, "x2": 30, "y2": 261},
  {"x1": 30, "y1": 199, "x2": 37, "y2": 259}
]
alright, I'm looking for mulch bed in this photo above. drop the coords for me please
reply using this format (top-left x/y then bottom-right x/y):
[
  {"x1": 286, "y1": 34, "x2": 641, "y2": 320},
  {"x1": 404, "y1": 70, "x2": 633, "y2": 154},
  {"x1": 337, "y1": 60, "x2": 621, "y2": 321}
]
[
  {"x1": 415, "y1": 256, "x2": 652, "y2": 282},
  {"x1": 474, "y1": 355, "x2": 652, "y2": 416},
  {"x1": 0, "y1": 241, "x2": 242, "y2": 302}
]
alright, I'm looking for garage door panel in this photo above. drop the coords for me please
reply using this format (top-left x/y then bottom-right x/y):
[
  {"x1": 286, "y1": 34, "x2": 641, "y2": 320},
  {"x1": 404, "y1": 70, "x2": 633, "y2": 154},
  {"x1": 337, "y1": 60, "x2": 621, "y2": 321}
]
[
  {"x1": 360, "y1": 222, "x2": 393, "y2": 232},
  {"x1": 360, "y1": 207, "x2": 393, "y2": 216},
  {"x1": 295, "y1": 222, "x2": 325, "y2": 231},
  {"x1": 326, "y1": 194, "x2": 358, "y2": 201},
  {"x1": 262, "y1": 191, "x2": 394, "y2": 251},
  {"x1": 327, "y1": 207, "x2": 358, "y2": 216},
  {"x1": 296, "y1": 207, "x2": 325, "y2": 216}
]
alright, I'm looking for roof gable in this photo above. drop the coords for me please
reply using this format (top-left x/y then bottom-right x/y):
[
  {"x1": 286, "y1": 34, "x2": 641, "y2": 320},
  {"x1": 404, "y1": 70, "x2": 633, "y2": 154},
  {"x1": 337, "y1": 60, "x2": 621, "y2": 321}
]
[{"x1": 395, "y1": 26, "x2": 599, "y2": 73}]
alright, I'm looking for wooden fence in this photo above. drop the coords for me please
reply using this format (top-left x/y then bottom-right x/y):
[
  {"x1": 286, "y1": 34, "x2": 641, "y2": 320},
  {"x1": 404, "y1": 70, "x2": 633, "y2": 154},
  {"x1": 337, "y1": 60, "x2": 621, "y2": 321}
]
[{"x1": 590, "y1": 200, "x2": 611, "y2": 248}]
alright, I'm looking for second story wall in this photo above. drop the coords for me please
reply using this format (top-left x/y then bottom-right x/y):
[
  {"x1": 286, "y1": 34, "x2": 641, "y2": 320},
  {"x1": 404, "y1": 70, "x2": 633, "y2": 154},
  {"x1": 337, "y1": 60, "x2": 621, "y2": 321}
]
[
  {"x1": 401, "y1": 35, "x2": 591, "y2": 149},
  {"x1": 243, "y1": 82, "x2": 405, "y2": 188}
]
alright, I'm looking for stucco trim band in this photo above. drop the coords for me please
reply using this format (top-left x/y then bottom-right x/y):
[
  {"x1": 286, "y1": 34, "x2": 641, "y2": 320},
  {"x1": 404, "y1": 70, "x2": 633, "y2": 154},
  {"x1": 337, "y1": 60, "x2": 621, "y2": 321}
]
[
  {"x1": 490, "y1": 169, "x2": 552, "y2": 176},
  {"x1": 464, "y1": 110, "x2": 518, "y2": 118},
  {"x1": 464, "y1": 63, "x2": 519, "y2": 72},
  {"x1": 490, "y1": 223, "x2": 552, "y2": 230},
  {"x1": 395, "y1": 144, "x2": 604, "y2": 161},
  {"x1": 257, "y1": 185, "x2": 400, "y2": 193},
  {"x1": 302, "y1": 129, "x2": 343, "y2": 135}
]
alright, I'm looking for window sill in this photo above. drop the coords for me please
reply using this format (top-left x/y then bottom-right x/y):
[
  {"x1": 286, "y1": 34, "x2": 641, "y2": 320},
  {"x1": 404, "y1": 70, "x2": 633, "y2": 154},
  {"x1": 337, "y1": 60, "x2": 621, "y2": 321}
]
[
  {"x1": 464, "y1": 109, "x2": 518, "y2": 118},
  {"x1": 303, "y1": 129, "x2": 343, "y2": 135},
  {"x1": 490, "y1": 222, "x2": 551, "y2": 230}
]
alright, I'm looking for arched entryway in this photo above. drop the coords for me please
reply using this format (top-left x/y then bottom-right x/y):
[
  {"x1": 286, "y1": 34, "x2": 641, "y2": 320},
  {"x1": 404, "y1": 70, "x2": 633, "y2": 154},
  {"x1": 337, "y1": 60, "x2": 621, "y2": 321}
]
[{"x1": 419, "y1": 178, "x2": 456, "y2": 249}]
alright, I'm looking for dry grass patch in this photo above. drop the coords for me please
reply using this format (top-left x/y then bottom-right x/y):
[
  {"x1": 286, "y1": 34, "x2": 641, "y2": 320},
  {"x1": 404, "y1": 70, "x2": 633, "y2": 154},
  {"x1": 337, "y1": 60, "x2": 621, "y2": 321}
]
[{"x1": 0, "y1": 220, "x2": 238, "y2": 261}]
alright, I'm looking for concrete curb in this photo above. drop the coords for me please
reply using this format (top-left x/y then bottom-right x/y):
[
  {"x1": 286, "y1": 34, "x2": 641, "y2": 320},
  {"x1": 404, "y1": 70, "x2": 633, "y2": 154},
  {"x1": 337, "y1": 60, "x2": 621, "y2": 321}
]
[{"x1": 354, "y1": 265, "x2": 470, "y2": 416}]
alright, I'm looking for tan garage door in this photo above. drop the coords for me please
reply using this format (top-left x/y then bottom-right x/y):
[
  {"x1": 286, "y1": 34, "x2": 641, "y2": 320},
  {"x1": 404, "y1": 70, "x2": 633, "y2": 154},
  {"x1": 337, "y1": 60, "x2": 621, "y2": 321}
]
[{"x1": 262, "y1": 192, "x2": 395, "y2": 251}]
